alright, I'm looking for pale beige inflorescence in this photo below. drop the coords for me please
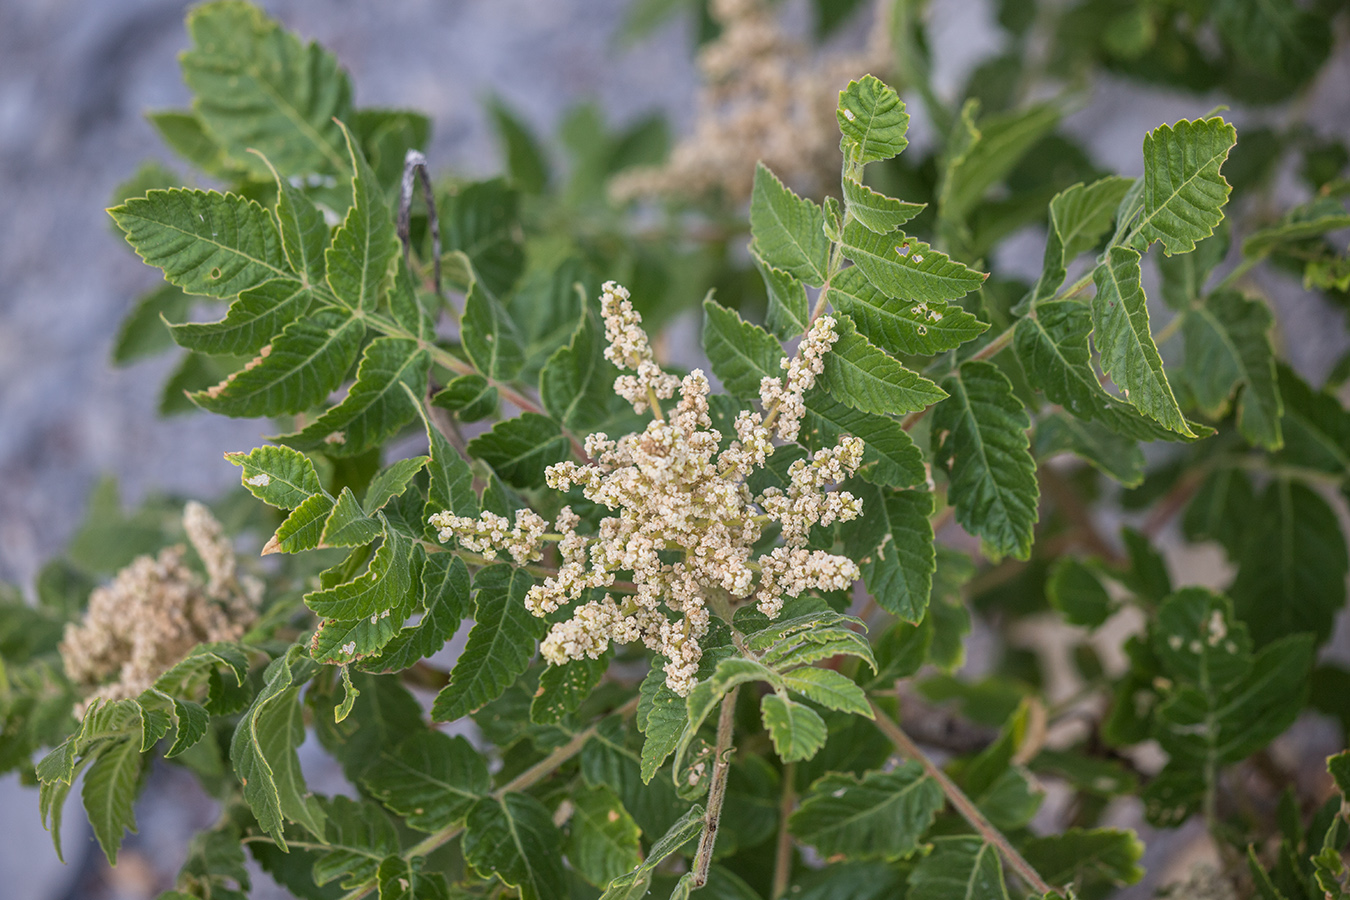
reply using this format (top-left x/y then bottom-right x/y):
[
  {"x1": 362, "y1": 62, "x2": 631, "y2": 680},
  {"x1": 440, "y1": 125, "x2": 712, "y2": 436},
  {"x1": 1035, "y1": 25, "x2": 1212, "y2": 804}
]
[
  {"x1": 611, "y1": 0, "x2": 894, "y2": 203},
  {"x1": 431, "y1": 282, "x2": 864, "y2": 695},
  {"x1": 60, "y1": 502, "x2": 263, "y2": 716}
]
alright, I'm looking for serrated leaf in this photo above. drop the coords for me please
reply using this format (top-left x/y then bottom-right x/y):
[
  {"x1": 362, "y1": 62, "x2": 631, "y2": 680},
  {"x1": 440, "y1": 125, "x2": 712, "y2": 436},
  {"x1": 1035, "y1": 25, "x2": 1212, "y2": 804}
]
[
  {"x1": 461, "y1": 274, "x2": 526, "y2": 381},
  {"x1": 320, "y1": 488, "x2": 383, "y2": 548},
  {"x1": 532, "y1": 654, "x2": 609, "y2": 725},
  {"x1": 749, "y1": 163, "x2": 831, "y2": 286},
  {"x1": 360, "y1": 553, "x2": 470, "y2": 673},
  {"x1": 1133, "y1": 117, "x2": 1237, "y2": 255},
  {"x1": 598, "y1": 804, "x2": 704, "y2": 900},
  {"x1": 193, "y1": 308, "x2": 364, "y2": 418},
  {"x1": 1230, "y1": 480, "x2": 1347, "y2": 645},
  {"x1": 229, "y1": 645, "x2": 324, "y2": 849},
  {"x1": 1182, "y1": 290, "x2": 1282, "y2": 449},
  {"x1": 842, "y1": 223, "x2": 987, "y2": 304},
  {"x1": 1021, "y1": 828, "x2": 1145, "y2": 888},
  {"x1": 146, "y1": 110, "x2": 241, "y2": 180},
  {"x1": 1047, "y1": 557, "x2": 1113, "y2": 628},
  {"x1": 327, "y1": 122, "x2": 400, "y2": 312},
  {"x1": 909, "y1": 837, "x2": 1009, "y2": 900},
  {"x1": 271, "y1": 492, "x2": 336, "y2": 554},
  {"x1": 1274, "y1": 364, "x2": 1350, "y2": 478},
  {"x1": 780, "y1": 668, "x2": 872, "y2": 717},
  {"x1": 361, "y1": 730, "x2": 489, "y2": 832},
  {"x1": 226, "y1": 444, "x2": 323, "y2": 509},
  {"x1": 463, "y1": 793, "x2": 566, "y2": 900},
  {"x1": 112, "y1": 284, "x2": 193, "y2": 364},
  {"x1": 821, "y1": 315, "x2": 946, "y2": 415},
  {"x1": 843, "y1": 483, "x2": 936, "y2": 622},
  {"x1": 933, "y1": 361, "x2": 1039, "y2": 559},
  {"x1": 376, "y1": 855, "x2": 449, "y2": 900},
  {"x1": 260, "y1": 153, "x2": 329, "y2": 282},
  {"x1": 312, "y1": 796, "x2": 398, "y2": 888},
  {"x1": 81, "y1": 738, "x2": 147, "y2": 864},
  {"x1": 752, "y1": 249, "x2": 810, "y2": 340},
  {"x1": 364, "y1": 456, "x2": 429, "y2": 514},
  {"x1": 170, "y1": 278, "x2": 317, "y2": 357},
  {"x1": 939, "y1": 103, "x2": 1061, "y2": 229},
  {"x1": 417, "y1": 395, "x2": 478, "y2": 525},
  {"x1": 181, "y1": 1, "x2": 352, "y2": 178},
  {"x1": 1032, "y1": 177, "x2": 1135, "y2": 307},
  {"x1": 110, "y1": 189, "x2": 288, "y2": 299},
  {"x1": 638, "y1": 664, "x2": 688, "y2": 784},
  {"x1": 761, "y1": 693, "x2": 827, "y2": 762},
  {"x1": 568, "y1": 784, "x2": 643, "y2": 887},
  {"x1": 466, "y1": 413, "x2": 570, "y2": 490},
  {"x1": 162, "y1": 697, "x2": 210, "y2": 758},
  {"x1": 827, "y1": 266, "x2": 986, "y2": 357},
  {"x1": 279, "y1": 337, "x2": 431, "y2": 456},
  {"x1": 790, "y1": 765, "x2": 943, "y2": 861},
  {"x1": 154, "y1": 641, "x2": 249, "y2": 697},
  {"x1": 432, "y1": 565, "x2": 544, "y2": 721},
  {"x1": 750, "y1": 613, "x2": 877, "y2": 673},
  {"x1": 1243, "y1": 197, "x2": 1350, "y2": 257},
  {"x1": 541, "y1": 308, "x2": 621, "y2": 432},
  {"x1": 306, "y1": 521, "x2": 414, "y2": 619},
  {"x1": 799, "y1": 388, "x2": 926, "y2": 488},
  {"x1": 433, "y1": 374, "x2": 498, "y2": 422},
  {"x1": 1034, "y1": 412, "x2": 1146, "y2": 487},
  {"x1": 837, "y1": 75, "x2": 910, "y2": 164},
  {"x1": 842, "y1": 177, "x2": 925, "y2": 234},
  {"x1": 701, "y1": 299, "x2": 785, "y2": 400},
  {"x1": 443, "y1": 179, "x2": 525, "y2": 297},
  {"x1": 1092, "y1": 247, "x2": 1193, "y2": 436}
]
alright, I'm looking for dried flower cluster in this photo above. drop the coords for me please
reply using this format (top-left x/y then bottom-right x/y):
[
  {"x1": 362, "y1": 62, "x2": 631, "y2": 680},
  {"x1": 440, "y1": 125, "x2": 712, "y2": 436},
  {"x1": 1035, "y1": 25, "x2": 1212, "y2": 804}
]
[
  {"x1": 432, "y1": 283, "x2": 863, "y2": 694},
  {"x1": 612, "y1": 0, "x2": 893, "y2": 202},
  {"x1": 60, "y1": 502, "x2": 262, "y2": 714}
]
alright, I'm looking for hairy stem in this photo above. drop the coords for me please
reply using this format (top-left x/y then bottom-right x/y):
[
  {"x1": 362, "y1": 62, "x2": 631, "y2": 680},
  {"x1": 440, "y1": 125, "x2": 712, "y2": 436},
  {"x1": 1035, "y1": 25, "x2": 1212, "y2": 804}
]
[
  {"x1": 694, "y1": 687, "x2": 740, "y2": 887},
  {"x1": 771, "y1": 760, "x2": 797, "y2": 898},
  {"x1": 867, "y1": 698, "x2": 1054, "y2": 896},
  {"x1": 338, "y1": 695, "x2": 640, "y2": 900}
]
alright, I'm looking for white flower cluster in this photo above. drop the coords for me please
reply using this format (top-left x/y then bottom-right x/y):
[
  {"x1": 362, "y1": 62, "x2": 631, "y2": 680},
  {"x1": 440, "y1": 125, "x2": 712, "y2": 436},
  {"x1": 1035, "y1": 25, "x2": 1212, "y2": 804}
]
[
  {"x1": 60, "y1": 502, "x2": 262, "y2": 715},
  {"x1": 432, "y1": 285, "x2": 865, "y2": 695},
  {"x1": 427, "y1": 508, "x2": 548, "y2": 565}
]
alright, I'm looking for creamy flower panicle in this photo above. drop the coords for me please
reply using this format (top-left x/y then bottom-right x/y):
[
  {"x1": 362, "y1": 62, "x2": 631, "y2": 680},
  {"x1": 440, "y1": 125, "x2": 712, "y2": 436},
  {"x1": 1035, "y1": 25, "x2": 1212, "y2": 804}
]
[{"x1": 430, "y1": 282, "x2": 864, "y2": 695}]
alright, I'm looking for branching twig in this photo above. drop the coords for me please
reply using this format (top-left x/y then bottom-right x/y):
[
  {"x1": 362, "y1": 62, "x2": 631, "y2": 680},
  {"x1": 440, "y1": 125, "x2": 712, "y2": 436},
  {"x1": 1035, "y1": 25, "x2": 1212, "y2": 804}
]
[{"x1": 868, "y1": 698, "x2": 1055, "y2": 896}]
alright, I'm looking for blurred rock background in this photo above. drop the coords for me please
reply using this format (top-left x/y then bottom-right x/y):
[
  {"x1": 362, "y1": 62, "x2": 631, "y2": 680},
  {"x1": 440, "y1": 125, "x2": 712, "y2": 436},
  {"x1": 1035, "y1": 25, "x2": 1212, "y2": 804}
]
[{"x1": 1, "y1": 1, "x2": 1346, "y2": 898}]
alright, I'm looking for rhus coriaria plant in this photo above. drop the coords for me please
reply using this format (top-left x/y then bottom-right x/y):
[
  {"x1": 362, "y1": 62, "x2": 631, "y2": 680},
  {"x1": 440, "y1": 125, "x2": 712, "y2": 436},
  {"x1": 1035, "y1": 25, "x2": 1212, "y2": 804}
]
[{"x1": 6, "y1": 2, "x2": 1350, "y2": 899}]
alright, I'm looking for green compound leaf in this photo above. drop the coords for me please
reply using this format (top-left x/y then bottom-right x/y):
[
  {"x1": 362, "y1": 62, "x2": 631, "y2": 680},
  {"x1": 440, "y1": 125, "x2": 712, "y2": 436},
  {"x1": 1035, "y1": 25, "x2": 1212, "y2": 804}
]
[
  {"x1": 319, "y1": 488, "x2": 382, "y2": 549},
  {"x1": 836, "y1": 75, "x2": 910, "y2": 165},
  {"x1": 1230, "y1": 480, "x2": 1348, "y2": 645},
  {"x1": 271, "y1": 492, "x2": 336, "y2": 554},
  {"x1": 326, "y1": 122, "x2": 401, "y2": 313},
  {"x1": 226, "y1": 444, "x2": 323, "y2": 509},
  {"x1": 1092, "y1": 247, "x2": 1193, "y2": 436},
  {"x1": 110, "y1": 189, "x2": 288, "y2": 299},
  {"x1": 462, "y1": 793, "x2": 567, "y2": 900},
  {"x1": 192, "y1": 308, "x2": 364, "y2": 418},
  {"x1": 780, "y1": 668, "x2": 872, "y2": 718},
  {"x1": 81, "y1": 736, "x2": 148, "y2": 864},
  {"x1": 843, "y1": 483, "x2": 936, "y2": 622},
  {"x1": 279, "y1": 337, "x2": 431, "y2": 457},
  {"x1": 466, "y1": 413, "x2": 570, "y2": 491},
  {"x1": 305, "y1": 521, "x2": 415, "y2": 620},
  {"x1": 169, "y1": 277, "x2": 317, "y2": 357},
  {"x1": 1132, "y1": 117, "x2": 1237, "y2": 255},
  {"x1": 228, "y1": 645, "x2": 325, "y2": 850},
  {"x1": 361, "y1": 730, "x2": 489, "y2": 832},
  {"x1": 750, "y1": 163, "x2": 831, "y2": 287},
  {"x1": 827, "y1": 266, "x2": 987, "y2": 357},
  {"x1": 790, "y1": 765, "x2": 943, "y2": 861},
  {"x1": 1032, "y1": 176, "x2": 1135, "y2": 307},
  {"x1": 702, "y1": 299, "x2": 786, "y2": 400},
  {"x1": 1181, "y1": 290, "x2": 1282, "y2": 450},
  {"x1": 376, "y1": 855, "x2": 449, "y2": 900},
  {"x1": 842, "y1": 177, "x2": 925, "y2": 235},
  {"x1": 360, "y1": 553, "x2": 470, "y2": 674},
  {"x1": 933, "y1": 361, "x2": 1039, "y2": 560},
  {"x1": 461, "y1": 272, "x2": 527, "y2": 381},
  {"x1": 541, "y1": 308, "x2": 622, "y2": 432},
  {"x1": 599, "y1": 804, "x2": 704, "y2": 900},
  {"x1": 1034, "y1": 412, "x2": 1146, "y2": 487},
  {"x1": 568, "y1": 784, "x2": 643, "y2": 888},
  {"x1": 753, "y1": 248, "x2": 810, "y2": 340},
  {"x1": 843, "y1": 224, "x2": 987, "y2": 304},
  {"x1": 181, "y1": 0, "x2": 352, "y2": 179},
  {"x1": 799, "y1": 388, "x2": 926, "y2": 489},
  {"x1": 761, "y1": 693, "x2": 828, "y2": 763},
  {"x1": 432, "y1": 565, "x2": 544, "y2": 722},
  {"x1": 908, "y1": 837, "x2": 1009, "y2": 900},
  {"x1": 821, "y1": 315, "x2": 946, "y2": 415}
]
